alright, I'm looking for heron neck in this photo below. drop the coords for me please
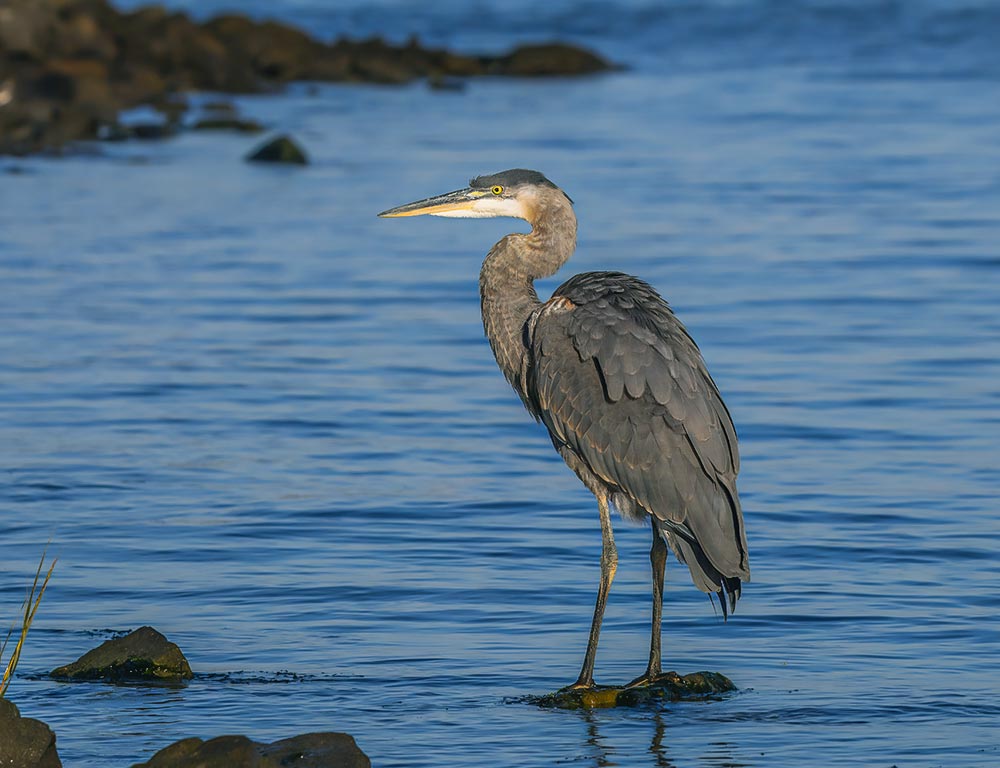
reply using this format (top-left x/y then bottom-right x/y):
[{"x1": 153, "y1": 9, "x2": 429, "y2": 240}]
[
  {"x1": 479, "y1": 203, "x2": 577, "y2": 401},
  {"x1": 479, "y1": 243, "x2": 540, "y2": 400}
]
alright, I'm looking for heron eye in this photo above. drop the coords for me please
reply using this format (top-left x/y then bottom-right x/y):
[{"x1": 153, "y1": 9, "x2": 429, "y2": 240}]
[{"x1": 491, "y1": 185, "x2": 504, "y2": 195}]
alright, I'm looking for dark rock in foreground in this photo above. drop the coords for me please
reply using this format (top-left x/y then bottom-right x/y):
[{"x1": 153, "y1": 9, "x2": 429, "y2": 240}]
[
  {"x1": 0, "y1": 698, "x2": 62, "y2": 768},
  {"x1": 0, "y1": 0, "x2": 617, "y2": 155},
  {"x1": 526, "y1": 671, "x2": 736, "y2": 709},
  {"x1": 50, "y1": 626, "x2": 193, "y2": 682},
  {"x1": 246, "y1": 134, "x2": 309, "y2": 165},
  {"x1": 132, "y1": 732, "x2": 371, "y2": 768}
]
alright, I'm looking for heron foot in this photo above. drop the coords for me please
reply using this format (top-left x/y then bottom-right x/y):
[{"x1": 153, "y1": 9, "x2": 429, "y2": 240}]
[
  {"x1": 624, "y1": 668, "x2": 664, "y2": 689},
  {"x1": 560, "y1": 677, "x2": 596, "y2": 692},
  {"x1": 624, "y1": 674, "x2": 654, "y2": 689}
]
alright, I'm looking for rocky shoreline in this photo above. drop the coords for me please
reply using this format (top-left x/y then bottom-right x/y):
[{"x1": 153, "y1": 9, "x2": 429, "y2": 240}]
[
  {"x1": 3, "y1": 626, "x2": 375, "y2": 767},
  {"x1": 3, "y1": 625, "x2": 740, "y2": 766},
  {"x1": 0, "y1": 0, "x2": 616, "y2": 156}
]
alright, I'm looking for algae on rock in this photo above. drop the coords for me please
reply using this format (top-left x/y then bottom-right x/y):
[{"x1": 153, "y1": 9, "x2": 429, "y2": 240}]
[
  {"x1": 526, "y1": 671, "x2": 736, "y2": 709},
  {"x1": 50, "y1": 626, "x2": 193, "y2": 682}
]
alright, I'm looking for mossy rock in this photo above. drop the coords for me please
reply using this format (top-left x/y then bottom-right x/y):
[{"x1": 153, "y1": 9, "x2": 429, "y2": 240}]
[
  {"x1": 50, "y1": 626, "x2": 193, "y2": 683},
  {"x1": 526, "y1": 671, "x2": 736, "y2": 709},
  {"x1": 245, "y1": 134, "x2": 308, "y2": 165}
]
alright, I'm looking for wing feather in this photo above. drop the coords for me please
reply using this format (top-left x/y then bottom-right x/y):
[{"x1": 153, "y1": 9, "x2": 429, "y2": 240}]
[{"x1": 527, "y1": 271, "x2": 749, "y2": 588}]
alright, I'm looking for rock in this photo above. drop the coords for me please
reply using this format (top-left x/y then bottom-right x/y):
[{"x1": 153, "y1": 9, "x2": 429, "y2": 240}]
[
  {"x1": 0, "y1": 0, "x2": 54, "y2": 61},
  {"x1": 28, "y1": 71, "x2": 77, "y2": 103},
  {"x1": 203, "y1": 15, "x2": 325, "y2": 84},
  {"x1": 131, "y1": 12, "x2": 235, "y2": 93},
  {"x1": 132, "y1": 732, "x2": 371, "y2": 768},
  {"x1": 57, "y1": 2, "x2": 119, "y2": 57},
  {"x1": 200, "y1": 99, "x2": 238, "y2": 115},
  {"x1": 427, "y1": 74, "x2": 466, "y2": 92},
  {"x1": 50, "y1": 626, "x2": 193, "y2": 682},
  {"x1": 46, "y1": 59, "x2": 113, "y2": 106},
  {"x1": 525, "y1": 671, "x2": 736, "y2": 709},
  {"x1": 493, "y1": 43, "x2": 617, "y2": 77},
  {"x1": 332, "y1": 37, "x2": 423, "y2": 84},
  {"x1": 128, "y1": 122, "x2": 176, "y2": 140},
  {"x1": 0, "y1": 0, "x2": 618, "y2": 156},
  {"x1": 245, "y1": 134, "x2": 308, "y2": 165},
  {"x1": 191, "y1": 117, "x2": 264, "y2": 133},
  {"x1": 113, "y1": 64, "x2": 169, "y2": 108},
  {"x1": 433, "y1": 50, "x2": 485, "y2": 78},
  {"x1": 189, "y1": 99, "x2": 263, "y2": 132},
  {"x1": 0, "y1": 98, "x2": 112, "y2": 156},
  {"x1": 0, "y1": 698, "x2": 62, "y2": 768}
]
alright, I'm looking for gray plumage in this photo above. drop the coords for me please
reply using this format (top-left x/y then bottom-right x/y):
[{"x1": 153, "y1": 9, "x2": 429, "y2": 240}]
[
  {"x1": 379, "y1": 168, "x2": 750, "y2": 688},
  {"x1": 528, "y1": 272, "x2": 748, "y2": 604}
]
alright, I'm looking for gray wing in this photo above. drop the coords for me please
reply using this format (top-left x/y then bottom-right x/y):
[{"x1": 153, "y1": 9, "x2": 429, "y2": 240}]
[{"x1": 526, "y1": 271, "x2": 750, "y2": 598}]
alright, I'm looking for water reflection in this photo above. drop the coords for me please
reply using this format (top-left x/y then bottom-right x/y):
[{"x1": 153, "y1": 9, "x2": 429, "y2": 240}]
[
  {"x1": 697, "y1": 741, "x2": 749, "y2": 768},
  {"x1": 578, "y1": 706, "x2": 625, "y2": 767},
  {"x1": 573, "y1": 706, "x2": 747, "y2": 768},
  {"x1": 647, "y1": 709, "x2": 675, "y2": 768}
]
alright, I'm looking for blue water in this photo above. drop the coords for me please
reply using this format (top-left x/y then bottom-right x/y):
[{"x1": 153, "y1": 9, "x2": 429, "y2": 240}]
[{"x1": 2, "y1": 1, "x2": 999, "y2": 766}]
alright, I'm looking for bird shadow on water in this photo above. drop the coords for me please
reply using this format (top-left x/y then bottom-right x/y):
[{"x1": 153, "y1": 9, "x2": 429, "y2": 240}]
[{"x1": 571, "y1": 707, "x2": 749, "y2": 768}]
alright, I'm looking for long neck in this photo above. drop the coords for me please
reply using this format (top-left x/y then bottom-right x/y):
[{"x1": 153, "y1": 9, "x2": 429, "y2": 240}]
[{"x1": 479, "y1": 193, "x2": 577, "y2": 404}]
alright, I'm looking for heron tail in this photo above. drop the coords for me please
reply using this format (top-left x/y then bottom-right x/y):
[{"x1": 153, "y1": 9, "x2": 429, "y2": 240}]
[{"x1": 662, "y1": 526, "x2": 744, "y2": 620}]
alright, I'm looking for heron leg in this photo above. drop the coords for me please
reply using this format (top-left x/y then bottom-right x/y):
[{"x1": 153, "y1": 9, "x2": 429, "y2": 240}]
[
  {"x1": 627, "y1": 526, "x2": 667, "y2": 688},
  {"x1": 570, "y1": 493, "x2": 617, "y2": 689}
]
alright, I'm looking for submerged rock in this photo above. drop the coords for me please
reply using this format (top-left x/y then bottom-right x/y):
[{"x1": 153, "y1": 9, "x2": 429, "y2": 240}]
[
  {"x1": 526, "y1": 671, "x2": 736, "y2": 709},
  {"x1": 246, "y1": 134, "x2": 309, "y2": 165},
  {"x1": 0, "y1": 698, "x2": 62, "y2": 768},
  {"x1": 132, "y1": 732, "x2": 371, "y2": 768},
  {"x1": 50, "y1": 626, "x2": 193, "y2": 682}
]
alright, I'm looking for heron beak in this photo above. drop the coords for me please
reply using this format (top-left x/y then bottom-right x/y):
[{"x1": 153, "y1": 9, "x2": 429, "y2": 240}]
[{"x1": 377, "y1": 187, "x2": 486, "y2": 218}]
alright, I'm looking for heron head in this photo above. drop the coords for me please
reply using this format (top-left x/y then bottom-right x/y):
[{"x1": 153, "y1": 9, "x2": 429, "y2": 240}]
[{"x1": 377, "y1": 169, "x2": 570, "y2": 222}]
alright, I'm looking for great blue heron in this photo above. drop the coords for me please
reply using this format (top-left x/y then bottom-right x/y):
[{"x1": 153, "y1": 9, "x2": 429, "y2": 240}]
[{"x1": 379, "y1": 169, "x2": 749, "y2": 689}]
